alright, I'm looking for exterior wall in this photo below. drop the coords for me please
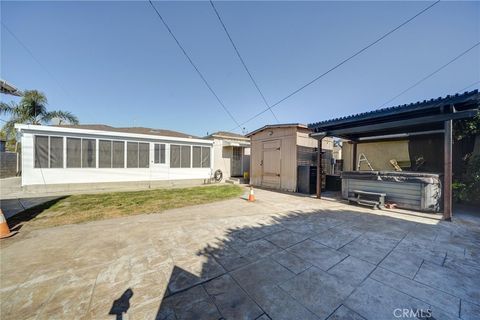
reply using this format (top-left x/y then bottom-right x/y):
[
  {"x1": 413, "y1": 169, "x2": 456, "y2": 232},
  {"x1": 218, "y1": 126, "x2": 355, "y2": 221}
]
[
  {"x1": 212, "y1": 138, "x2": 232, "y2": 180},
  {"x1": 342, "y1": 140, "x2": 410, "y2": 171},
  {"x1": 250, "y1": 126, "x2": 298, "y2": 191},
  {"x1": 211, "y1": 138, "x2": 250, "y2": 180},
  {"x1": 297, "y1": 130, "x2": 333, "y2": 150},
  {"x1": 20, "y1": 130, "x2": 212, "y2": 186}
]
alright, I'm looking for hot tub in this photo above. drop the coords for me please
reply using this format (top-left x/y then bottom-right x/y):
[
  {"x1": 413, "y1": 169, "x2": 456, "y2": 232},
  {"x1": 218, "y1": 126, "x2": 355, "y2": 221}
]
[{"x1": 341, "y1": 171, "x2": 442, "y2": 212}]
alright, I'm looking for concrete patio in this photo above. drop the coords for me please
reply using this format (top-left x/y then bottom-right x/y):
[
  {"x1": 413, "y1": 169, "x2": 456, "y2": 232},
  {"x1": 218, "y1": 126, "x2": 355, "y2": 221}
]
[{"x1": 0, "y1": 188, "x2": 479, "y2": 319}]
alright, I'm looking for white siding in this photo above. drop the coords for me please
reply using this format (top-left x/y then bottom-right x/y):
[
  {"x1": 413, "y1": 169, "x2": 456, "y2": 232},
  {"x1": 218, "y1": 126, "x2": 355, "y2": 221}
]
[{"x1": 20, "y1": 130, "x2": 212, "y2": 186}]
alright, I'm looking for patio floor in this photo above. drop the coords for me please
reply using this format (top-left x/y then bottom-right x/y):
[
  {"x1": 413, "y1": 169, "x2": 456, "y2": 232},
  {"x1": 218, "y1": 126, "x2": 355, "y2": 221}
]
[{"x1": 1, "y1": 188, "x2": 479, "y2": 319}]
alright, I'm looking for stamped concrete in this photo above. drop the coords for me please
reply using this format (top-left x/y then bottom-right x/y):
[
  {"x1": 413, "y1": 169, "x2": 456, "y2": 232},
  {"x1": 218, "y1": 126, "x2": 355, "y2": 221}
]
[{"x1": 1, "y1": 188, "x2": 479, "y2": 320}]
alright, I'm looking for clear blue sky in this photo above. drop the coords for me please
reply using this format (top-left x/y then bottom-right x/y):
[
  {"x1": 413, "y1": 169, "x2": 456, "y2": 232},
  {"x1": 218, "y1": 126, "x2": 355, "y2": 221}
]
[{"x1": 1, "y1": 1, "x2": 479, "y2": 136}]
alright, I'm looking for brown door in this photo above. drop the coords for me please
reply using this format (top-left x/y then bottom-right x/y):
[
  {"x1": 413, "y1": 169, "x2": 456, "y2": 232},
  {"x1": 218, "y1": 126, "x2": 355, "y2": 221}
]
[{"x1": 262, "y1": 140, "x2": 281, "y2": 188}]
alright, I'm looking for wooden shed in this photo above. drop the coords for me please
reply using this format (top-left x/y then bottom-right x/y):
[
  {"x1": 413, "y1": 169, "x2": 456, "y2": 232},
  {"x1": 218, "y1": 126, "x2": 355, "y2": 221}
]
[{"x1": 246, "y1": 124, "x2": 333, "y2": 192}]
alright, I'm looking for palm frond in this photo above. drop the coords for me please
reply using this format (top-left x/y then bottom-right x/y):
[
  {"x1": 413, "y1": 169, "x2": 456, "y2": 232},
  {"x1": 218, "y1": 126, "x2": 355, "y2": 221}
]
[
  {"x1": 0, "y1": 101, "x2": 17, "y2": 116},
  {"x1": 43, "y1": 110, "x2": 79, "y2": 125}
]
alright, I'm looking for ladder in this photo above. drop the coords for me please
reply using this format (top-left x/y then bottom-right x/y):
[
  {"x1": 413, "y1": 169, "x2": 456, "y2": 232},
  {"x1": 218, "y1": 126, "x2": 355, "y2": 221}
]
[{"x1": 357, "y1": 153, "x2": 374, "y2": 171}]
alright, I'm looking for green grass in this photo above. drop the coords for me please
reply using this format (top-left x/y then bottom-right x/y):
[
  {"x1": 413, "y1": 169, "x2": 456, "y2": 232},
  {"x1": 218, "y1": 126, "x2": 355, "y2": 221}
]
[{"x1": 13, "y1": 185, "x2": 243, "y2": 229}]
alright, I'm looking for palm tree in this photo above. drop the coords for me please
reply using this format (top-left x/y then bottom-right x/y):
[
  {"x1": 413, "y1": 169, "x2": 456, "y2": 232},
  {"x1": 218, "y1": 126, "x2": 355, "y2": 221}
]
[{"x1": 0, "y1": 90, "x2": 79, "y2": 139}]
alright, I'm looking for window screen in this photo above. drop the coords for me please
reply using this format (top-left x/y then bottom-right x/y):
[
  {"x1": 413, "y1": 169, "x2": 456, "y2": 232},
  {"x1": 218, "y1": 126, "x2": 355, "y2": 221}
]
[
  {"x1": 201, "y1": 147, "x2": 210, "y2": 168},
  {"x1": 49, "y1": 137, "x2": 63, "y2": 168},
  {"x1": 139, "y1": 143, "x2": 149, "y2": 168},
  {"x1": 82, "y1": 139, "x2": 96, "y2": 168},
  {"x1": 112, "y1": 141, "x2": 125, "y2": 168},
  {"x1": 154, "y1": 143, "x2": 166, "y2": 164},
  {"x1": 34, "y1": 135, "x2": 49, "y2": 168},
  {"x1": 67, "y1": 138, "x2": 81, "y2": 168},
  {"x1": 154, "y1": 144, "x2": 160, "y2": 163},
  {"x1": 192, "y1": 146, "x2": 201, "y2": 168},
  {"x1": 127, "y1": 142, "x2": 139, "y2": 168},
  {"x1": 99, "y1": 140, "x2": 112, "y2": 168},
  {"x1": 160, "y1": 144, "x2": 165, "y2": 163},
  {"x1": 181, "y1": 145, "x2": 191, "y2": 168},
  {"x1": 170, "y1": 145, "x2": 180, "y2": 168}
]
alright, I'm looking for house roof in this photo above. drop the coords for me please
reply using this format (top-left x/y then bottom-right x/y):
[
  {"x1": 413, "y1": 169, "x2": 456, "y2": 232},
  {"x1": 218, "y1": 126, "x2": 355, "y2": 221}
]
[
  {"x1": 0, "y1": 80, "x2": 22, "y2": 97},
  {"x1": 54, "y1": 124, "x2": 199, "y2": 139},
  {"x1": 245, "y1": 123, "x2": 309, "y2": 137},
  {"x1": 204, "y1": 131, "x2": 248, "y2": 140},
  {"x1": 308, "y1": 90, "x2": 479, "y2": 140},
  {"x1": 15, "y1": 124, "x2": 212, "y2": 144}
]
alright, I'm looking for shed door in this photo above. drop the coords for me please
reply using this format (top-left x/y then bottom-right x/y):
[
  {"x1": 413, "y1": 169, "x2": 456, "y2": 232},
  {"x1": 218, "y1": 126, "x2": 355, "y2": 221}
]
[{"x1": 262, "y1": 140, "x2": 281, "y2": 188}]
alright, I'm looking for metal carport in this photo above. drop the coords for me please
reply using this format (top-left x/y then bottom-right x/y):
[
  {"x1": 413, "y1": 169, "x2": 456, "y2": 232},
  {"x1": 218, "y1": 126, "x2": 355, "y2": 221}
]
[{"x1": 308, "y1": 90, "x2": 479, "y2": 220}]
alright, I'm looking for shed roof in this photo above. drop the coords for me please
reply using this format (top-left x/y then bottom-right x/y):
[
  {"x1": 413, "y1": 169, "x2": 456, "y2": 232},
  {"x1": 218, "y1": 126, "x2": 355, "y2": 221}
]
[
  {"x1": 308, "y1": 90, "x2": 479, "y2": 140},
  {"x1": 54, "y1": 124, "x2": 198, "y2": 139},
  {"x1": 245, "y1": 123, "x2": 309, "y2": 137}
]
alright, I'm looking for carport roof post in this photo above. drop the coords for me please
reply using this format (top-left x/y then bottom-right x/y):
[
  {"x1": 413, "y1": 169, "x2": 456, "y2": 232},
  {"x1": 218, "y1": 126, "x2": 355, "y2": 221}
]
[{"x1": 307, "y1": 90, "x2": 479, "y2": 220}]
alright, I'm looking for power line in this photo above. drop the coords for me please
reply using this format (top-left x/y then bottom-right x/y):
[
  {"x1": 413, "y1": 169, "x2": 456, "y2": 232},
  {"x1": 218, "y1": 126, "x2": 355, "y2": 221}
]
[
  {"x1": 378, "y1": 42, "x2": 480, "y2": 108},
  {"x1": 1, "y1": 22, "x2": 73, "y2": 99},
  {"x1": 147, "y1": 0, "x2": 241, "y2": 128},
  {"x1": 209, "y1": 0, "x2": 279, "y2": 124},
  {"x1": 229, "y1": 0, "x2": 441, "y2": 131},
  {"x1": 457, "y1": 80, "x2": 480, "y2": 94}
]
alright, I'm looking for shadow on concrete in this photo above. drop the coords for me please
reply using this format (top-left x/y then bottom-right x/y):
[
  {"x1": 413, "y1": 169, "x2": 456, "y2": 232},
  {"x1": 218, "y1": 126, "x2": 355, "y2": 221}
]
[
  {"x1": 109, "y1": 288, "x2": 134, "y2": 320},
  {"x1": 144, "y1": 205, "x2": 480, "y2": 320},
  {"x1": 5, "y1": 196, "x2": 66, "y2": 232}
]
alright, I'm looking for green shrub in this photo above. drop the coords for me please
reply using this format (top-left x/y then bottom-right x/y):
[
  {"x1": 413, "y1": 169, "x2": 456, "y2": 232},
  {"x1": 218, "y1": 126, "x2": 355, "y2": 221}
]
[{"x1": 453, "y1": 155, "x2": 480, "y2": 204}]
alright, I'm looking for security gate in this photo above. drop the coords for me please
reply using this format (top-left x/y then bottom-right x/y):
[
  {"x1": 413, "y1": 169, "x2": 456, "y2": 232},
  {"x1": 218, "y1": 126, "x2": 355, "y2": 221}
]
[{"x1": 231, "y1": 147, "x2": 243, "y2": 177}]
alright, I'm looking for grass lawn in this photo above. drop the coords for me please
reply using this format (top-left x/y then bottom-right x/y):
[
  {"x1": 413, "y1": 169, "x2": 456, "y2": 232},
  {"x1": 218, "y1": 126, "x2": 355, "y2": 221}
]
[{"x1": 10, "y1": 184, "x2": 243, "y2": 230}]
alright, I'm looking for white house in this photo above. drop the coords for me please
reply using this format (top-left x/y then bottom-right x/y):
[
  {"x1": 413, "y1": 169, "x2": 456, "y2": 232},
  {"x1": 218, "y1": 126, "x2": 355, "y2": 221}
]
[
  {"x1": 15, "y1": 124, "x2": 214, "y2": 191},
  {"x1": 204, "y1": 131, "x2": 250, "y2": 182}
]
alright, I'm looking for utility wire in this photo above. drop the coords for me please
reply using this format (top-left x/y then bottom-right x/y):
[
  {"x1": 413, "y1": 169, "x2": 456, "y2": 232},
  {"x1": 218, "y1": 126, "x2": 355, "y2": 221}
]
[
  {"x1": 1, "y1": 22, "x2": 73, "y2": 99},
  {"x1": 209, "y1": 0, "x2": 279, "y2": 124},
  {"x1": 147, "y1": 0, "x2": 241, "y2": 128},
  {"x1": 229, "y1": 0, "x2": 441, "y2": 132},
  {"x1": 378, "y1": 42, "x2": 480, "y2": 108},
  {"x1": 457, "y1": 80, "x2": 480, "y2": 94}
]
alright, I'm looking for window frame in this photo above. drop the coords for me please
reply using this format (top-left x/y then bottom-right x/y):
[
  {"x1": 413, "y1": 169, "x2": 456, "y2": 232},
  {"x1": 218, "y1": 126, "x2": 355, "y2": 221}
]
[
  {"x1": 201, "y1": 146, "x2": 211, "y2": 168},
  {"x1": 127, "y1": 141, "x2": 150, "y2": 169},
  {"x1": 49, "y1": 136, "x2": 64, "y2": 169},
  {"x1": 154, "y1": 143, "x2": 166, "y2": 165},
  {"x1": 66, "y1": 137, "x2": 82, "y2": 168},
  {"x1": 112, "y1": 140, "x2": 126, "y2": 168},
  {"x1": 170, "y1": 144, "x2": 193, "y2": 168},
  {"x1": 98, "y1": 139, "x2": 113, "y2": 168},
  {"x1": 34, "y1": 135, "x2": 49, "y2": 169}
]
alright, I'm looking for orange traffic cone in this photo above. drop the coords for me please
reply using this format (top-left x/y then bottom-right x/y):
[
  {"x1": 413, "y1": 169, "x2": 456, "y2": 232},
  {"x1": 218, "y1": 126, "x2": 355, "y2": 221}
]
[
  {"x1": 0, "y1": 209, "x2": 14, "y2": 239},
  {"x1": 248, "y1": 186, "x2": 255, "y2": 202}
]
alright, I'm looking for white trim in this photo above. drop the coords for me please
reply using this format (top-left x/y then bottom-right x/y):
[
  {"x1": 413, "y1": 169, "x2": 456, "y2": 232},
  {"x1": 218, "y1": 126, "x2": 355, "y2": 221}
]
[{"x1": 15, "y1": 124, "x2": 213, "y2": 145}]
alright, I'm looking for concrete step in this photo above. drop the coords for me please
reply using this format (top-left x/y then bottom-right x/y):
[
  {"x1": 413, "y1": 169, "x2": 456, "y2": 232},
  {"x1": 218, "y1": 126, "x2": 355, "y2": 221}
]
[{"x1": 225, "y1": 177, "x2": 247, "y2": 185}]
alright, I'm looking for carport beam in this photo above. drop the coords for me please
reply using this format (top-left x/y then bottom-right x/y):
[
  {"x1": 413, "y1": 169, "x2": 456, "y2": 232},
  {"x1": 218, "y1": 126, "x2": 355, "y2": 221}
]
[
  {"x1": 316, "y1": 138, "x2": 323, "y2": 199},
  {"x1": 443, "y1": 119, "x2": 453, "y2": 221}
]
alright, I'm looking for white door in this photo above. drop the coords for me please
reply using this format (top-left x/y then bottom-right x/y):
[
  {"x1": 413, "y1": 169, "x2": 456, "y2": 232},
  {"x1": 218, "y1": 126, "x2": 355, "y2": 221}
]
[
  {"x1": 262, "y1": 140, "x2": 281, "y2": 188},
  {"x1": 152, "y1": 143, "x2": 167, "y2": 168}
]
